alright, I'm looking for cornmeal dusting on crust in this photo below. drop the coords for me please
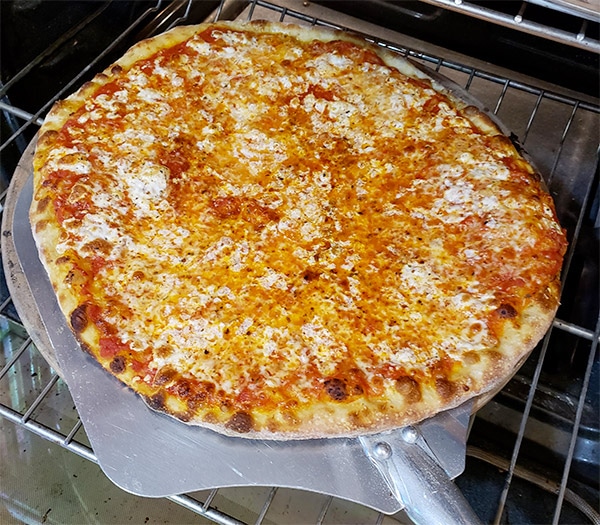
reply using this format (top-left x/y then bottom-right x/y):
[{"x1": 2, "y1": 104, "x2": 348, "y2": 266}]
[{"x1": 31, "y1": 21, "x2": 567, "y2": 439}]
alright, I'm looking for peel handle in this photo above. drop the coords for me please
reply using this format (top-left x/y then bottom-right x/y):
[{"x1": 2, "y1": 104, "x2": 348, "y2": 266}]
[{"x1": 360, "y1": 429, "x2": 482, "y2": 525}]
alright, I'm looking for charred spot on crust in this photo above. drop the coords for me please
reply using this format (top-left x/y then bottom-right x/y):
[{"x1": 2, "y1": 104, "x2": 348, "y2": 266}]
[
  {"x1": 80, "y1": 342, "x2": 94, "y2": 356},
  {"x1": 175, "y1": 380, "x2": 215, "y2": 406},
  {"x1": 395, "y1": 376, "x2": 421, "y2": 403},
  {"x1": 109, "y1": 356, "x2": 126, "y2": 374},
  {"x1": 435, "y1": 378, "x2": 457, "y2": 401},
  {"x1": 55, "y1": 256, "x2": 70, "y2": 265},
  {"x1": 80, "y1": 80, "x2": 98, "y2": 92},
  {"x1": 174, "y1": 380, "x2": 192, "y2": 399},
  {"x1": 146, "y1": 392, "x2": 165, "y2": 411},
  {"x1": 36, "y1": 196, "x2": 51, "y2": 213},
  {"x1": 154, "y1": 367, "x2": 177, "y2": 386},
  {"x1": 267, "y1": 421, "x2": 282, "y2": 434},
  {"x1": 193, "y1": 381, "x2": 215, "y2": 402},
  {"x1": 225, "y1": 411, "x2": 254, "y2": 433},
  {"x1": 177, "y1": 412, "x2": 192, "y2": 422},
  {"x1": 70, "y1": 304, "x2": 89, "y2": 333},
  {"x1": 111, "y1": 65, "x2": 123, "y2": 75},
  {"x1": 35, "y1": 220, "x2": 48, "y2": 232},
  {"x1": 497, "y1": 303, "x2": 518, "y2": 319},
  {"x1": 324, "y1": 378, "x2": 348, "y2": 401},
  {"x1": 64, "y1": 268, "x2": 86, "y2": 286}
]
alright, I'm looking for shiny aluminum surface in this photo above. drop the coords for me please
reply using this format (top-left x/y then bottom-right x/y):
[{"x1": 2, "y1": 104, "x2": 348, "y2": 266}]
[{"x1": 360, "y1": 405, "x2": 480, "y2": 525}]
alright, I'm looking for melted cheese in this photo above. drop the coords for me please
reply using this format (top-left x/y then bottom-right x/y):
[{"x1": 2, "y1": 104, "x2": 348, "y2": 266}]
[{"x1": 45, "y1": 25, "x2": 565, "y2": 414}]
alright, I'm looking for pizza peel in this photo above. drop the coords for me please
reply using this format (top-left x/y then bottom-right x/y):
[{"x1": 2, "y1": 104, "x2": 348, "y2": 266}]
[
  {"x1": 2, "y1": 139, "x2": 492, "y2": 523},
  {"x1": 2, "y1": 55, "x2": 540, "y2": 521},
  {"x1": 2, "y1": 53, "x2": 543, "y2": 522}
]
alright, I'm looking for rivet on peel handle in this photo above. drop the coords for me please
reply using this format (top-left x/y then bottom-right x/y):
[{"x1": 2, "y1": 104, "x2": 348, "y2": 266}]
[{"x1": 359, "y1": 403, "x2": 482, "y2": 525}]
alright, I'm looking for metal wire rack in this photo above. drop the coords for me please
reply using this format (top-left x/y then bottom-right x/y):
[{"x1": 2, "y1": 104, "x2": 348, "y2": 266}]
[
  {"x1": 418, "y1": 0, "x2": 599, "y2": 52},
  {"x1": 1, "y1": 0, "x2": 598, "y2": 523}
]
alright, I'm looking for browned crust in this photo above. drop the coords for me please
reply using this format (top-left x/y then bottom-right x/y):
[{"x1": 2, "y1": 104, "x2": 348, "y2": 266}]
[
  {"x1": 30, "y1": 20, "x2": 564, "y2": 440},
  {"x1": 148, "y1": 285, "x2": 559, "y2": 440}
]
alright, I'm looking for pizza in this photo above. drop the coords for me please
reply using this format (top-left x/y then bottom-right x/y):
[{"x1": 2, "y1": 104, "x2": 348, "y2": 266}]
[{"x1": 30, "y1": 20, "x2": 567, "y2": 439}]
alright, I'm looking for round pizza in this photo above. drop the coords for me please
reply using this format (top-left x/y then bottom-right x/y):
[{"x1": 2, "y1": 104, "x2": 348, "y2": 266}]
[{"x1": 30, "y1": 20, "x2": 567, "y2": 439}]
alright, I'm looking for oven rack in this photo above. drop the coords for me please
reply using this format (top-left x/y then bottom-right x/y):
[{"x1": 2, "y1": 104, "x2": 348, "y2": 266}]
[
  {"x1": 0, "y1": 333, "x2": 599, "y2": 525},
  {"x1": 1, "y1": 0, "x2": 599, "y2": 523},
  {"x1": 418, "y1": 0, "x2": 599, "y2": 52}
]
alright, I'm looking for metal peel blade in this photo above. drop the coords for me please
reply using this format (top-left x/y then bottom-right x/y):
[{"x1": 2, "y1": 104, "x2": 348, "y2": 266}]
[{"x1": 359, "y1": 402, "x2": 482, "y2": 525}]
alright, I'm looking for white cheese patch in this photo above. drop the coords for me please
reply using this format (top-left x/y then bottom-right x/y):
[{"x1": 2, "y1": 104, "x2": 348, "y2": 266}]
[
  {"x1": 258, "y1": 268, "x2": 288, "y2": 290},
  {"x1": 43, "y1": 147, "x2": 90, "y2": 175},
  {"x1": 202, "y1": 236, "x2": 234, "y2": 263},
  {"x1": 236, "y1": 317, "x2": 254, "y2": 335},
  {"x1": 56, "y1": 212, "x2": 130, "y2": 258},
  {"x1": 301, "y1": 321, "x2": 347, "y2": 375},
  {"x1": 121, "y1": 161, "x2": 168, "y2": 216}
]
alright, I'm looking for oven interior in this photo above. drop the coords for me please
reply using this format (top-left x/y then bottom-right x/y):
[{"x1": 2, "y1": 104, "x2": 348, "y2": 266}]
[{"x1": 1, "y1": 1, "x2": 598, "y2": 524}]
